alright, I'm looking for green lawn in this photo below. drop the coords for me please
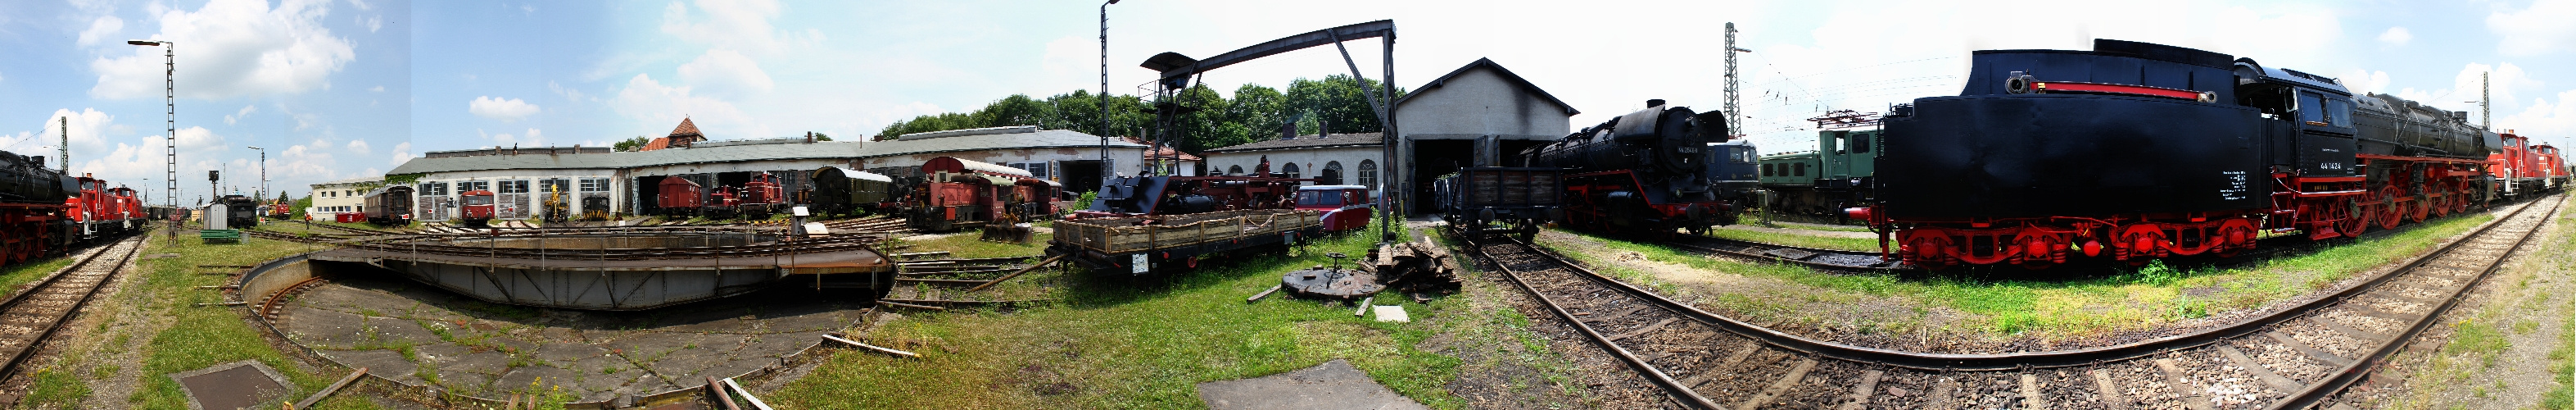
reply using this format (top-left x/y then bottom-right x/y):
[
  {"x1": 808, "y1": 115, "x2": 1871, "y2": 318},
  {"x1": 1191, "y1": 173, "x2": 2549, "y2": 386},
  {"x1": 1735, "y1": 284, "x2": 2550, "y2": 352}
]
[
  {"x1": 1702, "y1": 226, "x2": 1881, "y2": 252},
  {"x1": 1544, "y1": 211, "x2": 2495, "y2": 341},
  {"x1": 14, "y1": 231, "x2": 373, "y2": 409},
  {"x1": 768, "y1": 224, "x2": 1488, "y2": 408}
]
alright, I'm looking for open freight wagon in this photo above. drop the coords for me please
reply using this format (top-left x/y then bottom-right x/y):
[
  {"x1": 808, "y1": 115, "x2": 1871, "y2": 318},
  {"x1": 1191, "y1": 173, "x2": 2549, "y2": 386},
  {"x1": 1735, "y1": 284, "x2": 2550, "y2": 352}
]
[{"x1": 1047, "y1": 209, "x2": 1322, "y2": 274}]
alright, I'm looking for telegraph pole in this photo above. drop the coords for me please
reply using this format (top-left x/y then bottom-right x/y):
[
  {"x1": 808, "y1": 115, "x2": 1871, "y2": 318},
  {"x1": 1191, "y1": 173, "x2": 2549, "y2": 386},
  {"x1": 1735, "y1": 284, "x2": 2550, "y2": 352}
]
[
  {"x1": 1724, "y1": 23, "x2": 1752, "y2": 138},
  {"x1": 2482, "y1": 71, "x2": 2491, "y2": 130},
  {"x1": 57, "y1": 116, "x2": 68, "y2": 175}
]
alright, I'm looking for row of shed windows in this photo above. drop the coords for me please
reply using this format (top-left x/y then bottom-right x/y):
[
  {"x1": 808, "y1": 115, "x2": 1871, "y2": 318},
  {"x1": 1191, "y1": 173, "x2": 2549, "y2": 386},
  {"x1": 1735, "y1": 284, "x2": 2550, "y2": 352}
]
[
  {"x1": 1223, "y1": 160, "x2": 1374, "y2": 185},
  {"x1": 316, "y1": 206, "x2": 358, "y2": 212},
  {"x1": 415, "y1": 179, "x2": 610, "y2": 196}
]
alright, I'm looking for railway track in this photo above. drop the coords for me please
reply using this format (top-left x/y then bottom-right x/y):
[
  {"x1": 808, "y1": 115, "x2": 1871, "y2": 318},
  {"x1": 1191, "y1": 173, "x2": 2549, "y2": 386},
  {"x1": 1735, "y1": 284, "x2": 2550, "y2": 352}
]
[
  {"x1": 0, "y1": 235, "x2": 142, "y2": 391},
  {"x1": 1473, "y1": 194, "x2": 2562, "y2": 409},
  {"x1": 1666, "y1": 236, "x2": 1911, "y2": 272}
]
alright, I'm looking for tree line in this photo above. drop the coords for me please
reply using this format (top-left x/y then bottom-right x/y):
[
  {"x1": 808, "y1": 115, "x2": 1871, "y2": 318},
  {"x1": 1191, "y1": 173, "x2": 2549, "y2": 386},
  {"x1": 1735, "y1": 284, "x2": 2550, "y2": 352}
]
[{"x1": 873, "y1": 75, "x2": 1406, "y2": 153}]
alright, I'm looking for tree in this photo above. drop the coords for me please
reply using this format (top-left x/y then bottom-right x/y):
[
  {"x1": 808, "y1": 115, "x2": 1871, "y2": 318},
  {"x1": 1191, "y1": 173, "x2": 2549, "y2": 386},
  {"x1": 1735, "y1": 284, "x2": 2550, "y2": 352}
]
[
  {"x1": 865, "y1": 76, "x2": 1400, "y2": 153},
  {"x1": 612, "y1": 136, "x2": 650, "y2": 152},
  {"x1": 1285, "y1": 75, "x2": 1405, "y2": 135},
  {"x1": 810, "y1": 132, "x2": 833, "y2": 142}
]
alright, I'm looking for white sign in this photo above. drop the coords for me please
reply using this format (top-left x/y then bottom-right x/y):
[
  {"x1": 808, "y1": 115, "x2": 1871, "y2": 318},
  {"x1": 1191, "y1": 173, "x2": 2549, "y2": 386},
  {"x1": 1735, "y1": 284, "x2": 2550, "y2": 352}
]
[{"x1": 1130, "y1": 253, "x2": 1150, "y2": 274}]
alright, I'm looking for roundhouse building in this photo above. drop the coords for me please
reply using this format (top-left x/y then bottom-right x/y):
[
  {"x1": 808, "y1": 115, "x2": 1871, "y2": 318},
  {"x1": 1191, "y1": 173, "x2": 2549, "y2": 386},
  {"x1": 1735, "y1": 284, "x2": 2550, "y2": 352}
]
[
  {"x1": 1202, "y1": 57, "x2": 1579, "y2": 213},
  {"x1": 384, "y1": 119, "x2": 1147, "y2": 222}
]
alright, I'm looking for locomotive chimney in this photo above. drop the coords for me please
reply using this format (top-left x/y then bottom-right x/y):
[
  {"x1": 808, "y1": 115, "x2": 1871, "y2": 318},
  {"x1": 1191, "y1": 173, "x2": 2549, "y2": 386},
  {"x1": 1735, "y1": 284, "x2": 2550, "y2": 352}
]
[{"x1": 1647, "y1": 99, "x2": 1667, "y2": 107}]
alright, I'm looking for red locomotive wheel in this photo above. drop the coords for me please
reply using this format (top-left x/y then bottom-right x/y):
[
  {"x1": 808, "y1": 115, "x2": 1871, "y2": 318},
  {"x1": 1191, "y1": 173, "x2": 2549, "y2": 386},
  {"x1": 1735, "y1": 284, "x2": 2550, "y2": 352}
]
[{"x1": 2375, "y1": 188, "x2": 2404, "y2": 230}]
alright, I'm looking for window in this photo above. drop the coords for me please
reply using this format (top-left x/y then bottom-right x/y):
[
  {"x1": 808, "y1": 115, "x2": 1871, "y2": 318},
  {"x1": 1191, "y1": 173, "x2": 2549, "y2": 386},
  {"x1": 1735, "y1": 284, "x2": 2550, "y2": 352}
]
[
  {"x1": 1324, "y1": 161, "x2": 1343, "y2": 176},
  {"x1": 1283, "y1": 162, "x2": 1301, "y2": 179},
  {"x1": 1762, "y1": 163, "x2": 1773, "y2": 176},
  {"x1": 498, "y1": 180, "x2": 529, "y2": 194},
  {"x1": 1228, "y1": 165, "x2": 1244, "y2": 175},
  {"x1": 579, "y1": 178, "x2": 608, "y2": 192},
  {"x1": 1833, "y1": 133, "x2": 1848, "y2": 154},
  {"x1": 1852, "y1": 135, "x2": 1871, "y2": 153},
  {"x1": 1357, "y1": 160, "x2": 1378, "y2": 186},
  {"x1": 1009, "y1": 162, "x2": 1050, "y2": 180},
  {"x1": 539, "y1": 179, "x2": 570, "y2": 194},
  {"x1": 459, "y1": 180, "x2": 490, "y2": 192},
  {"x1": 2307, "y1": 91, "x2": 2349, "y2": 125},
  {"x1": 1297, "y1": 190, "x2": 1342, "y2": 207},
  {"x1": 2325, "y1": 98, "x2": 2351, "y2": 126},
  {"x1": 419, "y1": 182, "x2": 449, "y2": 196},
  {"x1": 1794, "y1": 162, "x2": 1807, "y2": 176},
  {"x1": 463, "y1": 195, "x2": 492, "y2": 205}
]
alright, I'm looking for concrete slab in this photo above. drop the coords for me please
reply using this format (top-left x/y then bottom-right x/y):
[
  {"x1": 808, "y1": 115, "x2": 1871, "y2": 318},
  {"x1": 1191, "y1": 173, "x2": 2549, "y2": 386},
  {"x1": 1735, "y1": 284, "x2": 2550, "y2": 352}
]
[
  {"x1": 1197, "y1": 359, "x2": 1428, "y2": 410},
  {"x1": 169, "y1": 360, "x2": 292, "y2": 410},
  {"x1": 316, "y1": 348, "x2": 419, "y2": 385},
  {"x1": 1372, "y1": 306, "x2": 1410, "y2": 323},
  {"x1": 271, "y1": 268, "x2": 871, "y2": 403}
]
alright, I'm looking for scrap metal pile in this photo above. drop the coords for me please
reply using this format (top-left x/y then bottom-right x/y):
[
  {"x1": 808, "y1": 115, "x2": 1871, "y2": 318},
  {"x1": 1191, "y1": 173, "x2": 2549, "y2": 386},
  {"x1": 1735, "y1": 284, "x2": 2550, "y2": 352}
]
[{"x1": 1370, "y1": 238, "x2": 1463, "y2": 296}]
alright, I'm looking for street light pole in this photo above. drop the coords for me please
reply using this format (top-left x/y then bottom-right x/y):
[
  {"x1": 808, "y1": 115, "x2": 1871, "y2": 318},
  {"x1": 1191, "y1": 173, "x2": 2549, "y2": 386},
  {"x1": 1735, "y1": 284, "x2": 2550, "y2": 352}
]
[
  {"x1": 247, "y1": 146, "x2": 265, "y2": 201},
  {"x1": 1100, "y1": 0, "x2": 1119, "y2": 192},
  {"x1": 129, "y1": 39, "x2": 175, "y2": 237}
]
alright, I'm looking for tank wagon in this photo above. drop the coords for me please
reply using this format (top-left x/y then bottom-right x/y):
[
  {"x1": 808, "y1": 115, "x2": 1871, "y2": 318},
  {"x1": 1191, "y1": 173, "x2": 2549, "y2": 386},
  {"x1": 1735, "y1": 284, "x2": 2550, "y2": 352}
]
[
  {"x1": 1521, "y1": 100, "x2": 1741, "y2": 237},
  {"x1": 362, "y1": 185, "x2": 415, "y2": 226},
  {"x1": 1855, "y1": 39, "x2": 2510, "y2": 269}
]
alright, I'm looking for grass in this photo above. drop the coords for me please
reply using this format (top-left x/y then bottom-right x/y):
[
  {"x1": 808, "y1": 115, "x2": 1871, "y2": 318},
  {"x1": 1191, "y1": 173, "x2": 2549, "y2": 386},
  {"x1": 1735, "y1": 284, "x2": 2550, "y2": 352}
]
[
  {"x1": 768, "y1": 221, "x2": 1486, "y2": 408},
  {"x1": 93, "y1": 231, "x2": 377, "y2": 408},
  {"x1": 2546, "y1": 308, "x2": 2573, "y2": 409},
  {"x1": 1704, "y1": 226, "x2": 1881, "y2": 252},
  {"x1": 1539, "y1": 212, "x2": 2494, "y2": 340},
  {"x1": 880, "y1": 230, "x2": 1053, "y2": 260}
]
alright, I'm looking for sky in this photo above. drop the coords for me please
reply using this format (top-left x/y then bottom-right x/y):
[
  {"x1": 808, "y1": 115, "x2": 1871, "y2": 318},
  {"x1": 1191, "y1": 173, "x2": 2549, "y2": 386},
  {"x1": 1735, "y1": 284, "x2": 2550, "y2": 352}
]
[{"x1": 6, "y1": 0, "x2": 2576, "y2": 202}]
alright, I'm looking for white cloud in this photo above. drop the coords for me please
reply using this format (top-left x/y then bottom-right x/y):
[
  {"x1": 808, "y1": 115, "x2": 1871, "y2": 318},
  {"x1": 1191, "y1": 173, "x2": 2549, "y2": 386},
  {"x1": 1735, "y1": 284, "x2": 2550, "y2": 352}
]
[
  {"x1": 2490, "y1": 0, "x2": 2576, "y2": 56},
  {"x1": 2340, "y1": 70, "x2": 2393, "y2": 96},
  {"x1": 477, "y1": 128, "x2": 546, "y2": 146},
  {"x1": 367, "y1": 85, "x2": 383, "y2": 92},
  {"x1": 659, "y1": 0, "x2": 819, "y2": 55},
  {"x1": 36, "y1": 108, "x2": 125, "y2": 157},
  {"x1": 2377, "y1": 26, "x2": 2411, "y2": 47},
  {"x1": 348, "y1": 0, "x2": 372, "y2": 11},
  {"x1": 345, "y1": 139, "x2": 369, "y2": 154},
  {"x1": 357, "y1": 15, "x2": 382, "y2": 33},
  {"x1": 611, "y1": 74, "x2": 762, "y2": 139},
  {"x1": 675, "y1": 48, "x2": 773, "y2": 98},
  {"x1": 223, "y1": 104, "x2": 256, "y2": 125},
  {"x1": 468, "y1": 96, "x2": 541, "y2": 122},
  {"x1": 88, "y1": 0, "x2": 356, "y2": 99},
  {"x1": 547, "y1": 81, "x2": 589, "y2": 102},
  {"x1": 388, "y1": 141, "x2": 412, "y2": 164},
  {"x1": 2393, "y1": 63, "x2": 2543, "y2": 117},
  {"x1": 76, "y1": 16, "x2": 123, "y2": 47}
]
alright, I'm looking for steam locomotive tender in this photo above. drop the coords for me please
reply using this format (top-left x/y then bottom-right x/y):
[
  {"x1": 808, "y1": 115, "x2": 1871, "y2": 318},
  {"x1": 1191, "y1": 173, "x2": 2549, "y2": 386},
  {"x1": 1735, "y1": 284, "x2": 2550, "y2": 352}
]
[
  {"x1": 1856, "y1": 39, "x2": 2504, "y2": 269},
  {"x1": 1521, "y1": 100, "x2": 1740, "y2": 237}
]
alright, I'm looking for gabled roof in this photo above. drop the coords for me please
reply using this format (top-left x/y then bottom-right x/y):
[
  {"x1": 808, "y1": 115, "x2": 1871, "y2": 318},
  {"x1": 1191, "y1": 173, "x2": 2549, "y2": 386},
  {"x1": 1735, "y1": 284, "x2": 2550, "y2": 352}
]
[
  {"x1": 1203, "y1": 133, "x2": 1383, "y2": 153},
  {"x1": 642, "y1": 118, "x2": 707, "y2": 151},
  {"x1": 1393, "y1": 57, "x2": 1578, "y2": 116},
  {"x1": 1125, "y1": 137, "x2": 1204, "y2": 162}
]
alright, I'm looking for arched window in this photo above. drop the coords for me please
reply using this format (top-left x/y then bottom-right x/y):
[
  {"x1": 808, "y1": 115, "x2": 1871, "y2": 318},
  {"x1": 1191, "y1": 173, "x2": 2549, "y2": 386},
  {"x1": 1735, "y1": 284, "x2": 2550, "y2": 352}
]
[
  {"x1": 1324, "y1": 162, "x2": 1343, "y2": 184},
  {"x1": 1283, "y1": 162, "x2": 1301, "y2": 179},
  {"x1": 1357, "y1": 160, "x2": 1378, "y2": 187},
  {"x1": 1228, "y1": 165, "x2": 1244, "y2": 175}
]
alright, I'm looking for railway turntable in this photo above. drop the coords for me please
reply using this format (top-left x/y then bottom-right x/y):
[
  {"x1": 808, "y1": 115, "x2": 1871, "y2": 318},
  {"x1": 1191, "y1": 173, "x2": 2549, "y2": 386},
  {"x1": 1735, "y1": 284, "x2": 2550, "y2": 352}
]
[{"x1": 308, "y1": 230, "x2": 895, "y2": 310}]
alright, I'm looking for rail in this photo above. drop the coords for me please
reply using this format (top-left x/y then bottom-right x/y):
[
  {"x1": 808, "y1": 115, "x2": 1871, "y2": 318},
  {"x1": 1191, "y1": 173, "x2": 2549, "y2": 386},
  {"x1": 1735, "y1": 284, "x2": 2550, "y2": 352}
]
[{"x1": 1468, "y1": 194, "x2": 2561, "y2": 408}]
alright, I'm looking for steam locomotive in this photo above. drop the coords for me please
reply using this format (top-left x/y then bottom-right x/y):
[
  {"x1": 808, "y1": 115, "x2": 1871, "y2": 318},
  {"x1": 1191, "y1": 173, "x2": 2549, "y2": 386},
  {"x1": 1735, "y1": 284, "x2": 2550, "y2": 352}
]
[
  {"x1": 1520, "y1": 100, "x2": 1741, "y2": 237},
  {"x1": 1853, "y1": 39, "x2": 2530, "y2": 269},
  {"x1": 907, "y1": 157, "x2": 1059, "y2": 232}
]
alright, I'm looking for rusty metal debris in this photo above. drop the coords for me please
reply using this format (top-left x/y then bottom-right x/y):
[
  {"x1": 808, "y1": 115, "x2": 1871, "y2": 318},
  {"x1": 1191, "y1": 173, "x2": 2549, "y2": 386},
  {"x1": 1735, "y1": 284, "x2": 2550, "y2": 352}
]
[
  {"x1": 1370, "y1": 238, "x2": 1463, "y2": 296},
  {"x1": 1281, "y1": 253, "x2": 1382, "y2": 299}
]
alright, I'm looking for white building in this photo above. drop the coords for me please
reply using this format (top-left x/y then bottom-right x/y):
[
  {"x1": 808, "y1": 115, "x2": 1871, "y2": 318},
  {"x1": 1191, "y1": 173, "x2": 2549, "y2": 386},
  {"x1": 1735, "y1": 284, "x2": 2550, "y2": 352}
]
[
  {"x1": 306, "y1": 175, "x2": 382, "y2": 221},
  {"x1": 1391, "y1": 57, "x2": 1579, "y2": 213},
  {"x1": 383, "y1": 120, "x2": 1148, "y2": 222},
  {"x1": 1202, "y1": 133, "x2": 1386, "y2": 189}
]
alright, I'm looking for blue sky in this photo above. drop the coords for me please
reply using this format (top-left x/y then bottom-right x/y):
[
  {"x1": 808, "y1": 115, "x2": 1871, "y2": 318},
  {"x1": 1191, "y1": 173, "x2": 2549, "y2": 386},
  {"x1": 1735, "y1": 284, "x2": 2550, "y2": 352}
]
[{"x1": 6, "y1": 0, "x2": 2576, "y2": 199}]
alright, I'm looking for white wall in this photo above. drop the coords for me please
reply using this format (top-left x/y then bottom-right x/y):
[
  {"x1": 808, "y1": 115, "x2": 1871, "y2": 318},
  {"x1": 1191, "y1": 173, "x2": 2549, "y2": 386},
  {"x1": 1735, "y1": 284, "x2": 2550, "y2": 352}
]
[
  {"x1": 1202, "y1": 145, "x2": 1388, "y2": 188},
  {"x1": 1394, "y1": 67, "x2": 1573, "y2": 139},
  {"x1": 414, "y1": 169, "x2": 620, "y2": 221}
]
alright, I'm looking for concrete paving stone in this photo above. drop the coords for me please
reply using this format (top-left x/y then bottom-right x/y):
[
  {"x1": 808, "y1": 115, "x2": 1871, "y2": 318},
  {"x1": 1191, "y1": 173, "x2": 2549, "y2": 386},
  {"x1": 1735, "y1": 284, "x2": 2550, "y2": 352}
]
[
  {"x1": 435, "y1": 371, "x2": 496, "y2": 396},
  {"x1": 291, "y1": 286, "x2": 382, "y2": 311},
  {"x1": 284, "y1": 309, "x2": 372, "y2": 348},
  {"x1": 563, "y1": 354, "x2": 635, "y2": 379},
  {"x1": 1197, "y1": 359, "x2": 1429, "y2": 410},
  {"x1": 757, "y1": 310, "x2": 849, "y2": 333},
  {"x1": 604, "y1": 333, "x2": 699, "y2": 361},
  {"x1": 686, "y1": 358, "x2": 776, "y2": 382},
  {"x1": 411, "y1": 344, "x2": 471, "y2": 366},
  {"x1": 734, "y1": 333, "x2": 818, "y2": 359},
  {"x1": 494, "y1": 365, "x2": 578, "y2": 394},
  {"x1": 535, "y1": 342, "x2": 613, "y2": 364},
  {"x1": 644, "y1": 347, "x2": 728, "y2": 378},
  {"x1": 572, "y1": 370, "x2": 645, "y2": 402},
  {"x1": 446, "y1": 350, "x2": 517, "y2": 376},
  {"x1": 364, "y1": 317, "x2": 449, "y2": 346},
  {"x1": 317, "y1": 348, "x2": 420, "y2": 385},
  {"x1": 490, "y1": 336, "x2": 541, "y2": 354},
  {"x1": 532, "y1": 326, "x2": 583, "y2": 343}
]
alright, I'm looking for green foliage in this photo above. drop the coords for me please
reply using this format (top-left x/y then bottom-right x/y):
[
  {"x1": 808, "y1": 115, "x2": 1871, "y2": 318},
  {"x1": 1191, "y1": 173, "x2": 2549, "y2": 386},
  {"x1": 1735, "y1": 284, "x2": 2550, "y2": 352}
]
[
  {"x1": 611, "y1": 136, "x2": 650, "y2": 152},
  {"x1": 871, "y1": 76, "x2": 1405, "y2": 154}
]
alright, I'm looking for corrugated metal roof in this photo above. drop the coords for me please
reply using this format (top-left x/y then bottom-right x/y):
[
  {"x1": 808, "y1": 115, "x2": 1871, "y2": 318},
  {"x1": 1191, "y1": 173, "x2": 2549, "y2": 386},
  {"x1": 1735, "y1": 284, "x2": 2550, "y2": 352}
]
[
  {"x1": 388, "y1": 129, "x2": 1144, "y2": 175},
  {"x1": 1203, "y1": 133, "x2": 1383, "y2": 153}
]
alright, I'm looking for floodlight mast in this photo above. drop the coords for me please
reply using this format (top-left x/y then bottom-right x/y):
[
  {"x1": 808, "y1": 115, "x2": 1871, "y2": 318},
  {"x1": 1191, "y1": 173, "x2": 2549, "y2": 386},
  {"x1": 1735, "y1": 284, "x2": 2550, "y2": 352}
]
[{"x1": 128, "y1": 39, "x2": 177, "y2": 237}]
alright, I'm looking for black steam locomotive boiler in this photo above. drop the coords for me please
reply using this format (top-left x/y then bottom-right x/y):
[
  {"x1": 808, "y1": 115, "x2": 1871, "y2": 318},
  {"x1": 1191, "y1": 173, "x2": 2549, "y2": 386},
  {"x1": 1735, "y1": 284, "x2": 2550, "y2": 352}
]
[
  {"x1": 1857, "y1": 39, "x2": 2501, "y2": 269},
  {"x1": 1520, "y1": 99, "x2": 1740, "y2": 237}
]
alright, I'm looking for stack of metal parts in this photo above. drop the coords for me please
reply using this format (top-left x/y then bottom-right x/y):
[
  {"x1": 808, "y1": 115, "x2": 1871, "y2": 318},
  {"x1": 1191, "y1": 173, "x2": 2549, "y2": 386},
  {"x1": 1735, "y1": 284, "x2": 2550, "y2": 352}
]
[{"x1": 1371, "y1": 238, "x2": 1463, "y2": 296}]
